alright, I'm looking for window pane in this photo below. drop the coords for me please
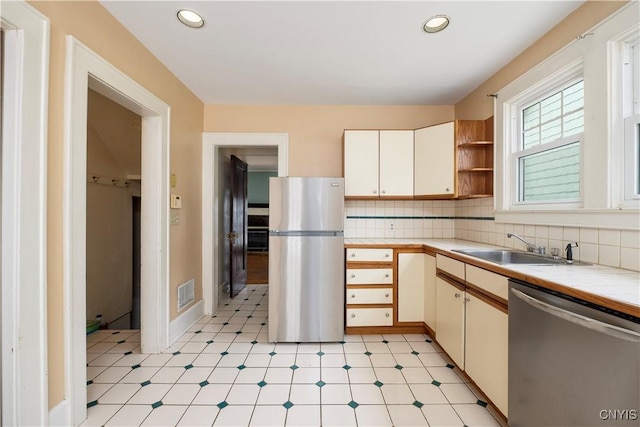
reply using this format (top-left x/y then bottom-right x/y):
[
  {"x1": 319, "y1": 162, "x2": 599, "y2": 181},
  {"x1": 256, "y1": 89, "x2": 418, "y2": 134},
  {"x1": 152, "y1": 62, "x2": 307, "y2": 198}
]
[
  {"x1": 523, "y1": 104, "x2": 539, "y2": 130},
  {"x1": 563, "y1": 80, "x2": 584, "y2": 113},
  {"x1": 523, "y1": 127, "x2": 540, "y2": 149},
  {"x1": 519, "y1": 142, "x2": 580, "y2": 202},
  {"x1": 540, "y1": 92, "x2": 562, "y2": 123},
  {"x1": 563, "y1": 109, "x2": 584, "y2": 137},
  {"x1": 540, "y1": 118, "x2": 561, "y2": 144}
]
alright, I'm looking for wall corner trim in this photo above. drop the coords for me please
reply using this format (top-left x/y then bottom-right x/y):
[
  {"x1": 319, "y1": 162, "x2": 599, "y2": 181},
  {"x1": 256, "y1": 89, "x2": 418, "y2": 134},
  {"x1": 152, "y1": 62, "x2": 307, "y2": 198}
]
[
  {"x1": 169, "y1": 299, "x2": 205, "y2": 345},
  {"x1": 48, "y1": 400, "x2": 70, "y2": 427}
]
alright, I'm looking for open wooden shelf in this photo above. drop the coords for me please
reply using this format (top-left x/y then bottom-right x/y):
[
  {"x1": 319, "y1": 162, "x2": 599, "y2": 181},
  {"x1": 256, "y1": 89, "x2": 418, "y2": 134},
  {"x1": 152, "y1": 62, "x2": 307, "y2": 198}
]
[{"x1": 456, "y1": 117, "x2": 494, "y2": 199}]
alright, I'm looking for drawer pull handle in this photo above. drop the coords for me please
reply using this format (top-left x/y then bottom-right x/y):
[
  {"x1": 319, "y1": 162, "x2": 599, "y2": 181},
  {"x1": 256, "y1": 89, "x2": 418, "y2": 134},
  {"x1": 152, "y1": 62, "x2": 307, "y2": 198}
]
[
  {"x1": 351, "y1": 274, "x2": 356, "y2": 278},
  {"x1": 384, "y1": 274, "x2": 389, "y2": 278},
  {"x1": 381, "y1": 190, "x2": 386, "y2": 194},
  {"x1": 464, "y1": 297, "x2": 470, "y2": 303},
  {"x1": 385, "y1": 293, "x2": 390, "y2": 298},
  {"x1": 373, "y1": 190, "x2": 377, "y2": 194},
  {"x1": 351, "y1": 253, "x2": 356, "y2": 257},
  {"x1": 385, "y1": 253, "x2": 390, "y2": 258},
  {"x1": 455, "y1": 293, "x2": 461, "y2": 299},
  {"x1": 385, "y1": 312, "x2": 390, "y2": 317},
  {"x1": 351, "y1": 313, "x2": 356, "y2": 318},
  {"x1": 351, "y1": 294, "x2": 355, "y2": 298}
]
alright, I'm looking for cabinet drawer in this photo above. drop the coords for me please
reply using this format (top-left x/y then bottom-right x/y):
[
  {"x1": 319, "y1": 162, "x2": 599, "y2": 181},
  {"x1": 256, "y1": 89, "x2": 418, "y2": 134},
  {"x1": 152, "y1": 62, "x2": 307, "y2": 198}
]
[
  {"x1": 347, "y1": 308, "x2": 393, "y2": 327},
  {"x1": 346, "y1": 248, "x2": 393, "y2": 262},
  {"x1": 347, "y1": 288, "x2": 393, "y2": 304},
  {"x1": 466, "y1": 265, "x2": 509, "y2": 301},
  {"x1": 436, "y1": 254, "x2": 465, "y2": 281},
  {"x1": 346, "y1": 268, "x2": 393, "y2": 285}
]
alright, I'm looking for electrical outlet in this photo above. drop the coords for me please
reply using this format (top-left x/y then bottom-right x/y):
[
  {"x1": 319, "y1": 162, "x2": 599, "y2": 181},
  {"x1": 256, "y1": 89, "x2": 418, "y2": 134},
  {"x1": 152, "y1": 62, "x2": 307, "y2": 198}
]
[{"x1": 388, "y1": 221, "x2": 395, "y2": 231}]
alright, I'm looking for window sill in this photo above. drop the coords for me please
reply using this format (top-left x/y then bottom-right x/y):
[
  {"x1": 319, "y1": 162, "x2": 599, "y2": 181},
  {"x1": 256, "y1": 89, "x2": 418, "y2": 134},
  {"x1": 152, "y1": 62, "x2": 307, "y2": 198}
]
[{"x1": 495, "y1": 208, "x2": 640, "y2": 230}]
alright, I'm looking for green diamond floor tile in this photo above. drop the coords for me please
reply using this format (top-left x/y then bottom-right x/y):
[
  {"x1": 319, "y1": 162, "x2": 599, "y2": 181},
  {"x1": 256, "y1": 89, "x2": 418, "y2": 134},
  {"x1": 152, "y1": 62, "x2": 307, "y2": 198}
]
[
  {"x1": 132, "y1": 364, "x2": 141, "y2": 369},
  {"x1": 446, "y1": 364, "x2": 455, "y2": 369},
  {"x1": 373, "y1": 381, "x2": 384, "y2": 387},
  {"x1": 316, "y1": 381, "x2": 326, "y2": 388},
  {"x1": 290, "y1": 365, "x2": 299, "y2": 370},
  {"x1": 364, "y1": 351, "x2": 372, "y2": 356},
  {"x1": 258, "y1": 381, "x2": 267, "y2": 387},
  {"x1": 317, "y1": 351, "x2": 325, "y2": 356},
  {"x1": 432, "y1": 380, "x2": 441, "y2": 387},
  {"x1": 348, "y1": 401, "x2": 359, "y2": 409},
  {"x1": 141, "y1": 380, "x2": 151, "y2": 387},
  {"x1": 217, "y1": 401, "x2": 228, "y2": 409},
  {"x1": 342, "y1": 365, "x2": 351, "y2": 370},
  {"x1": 151, "y1": 401, "x2": 163, "y2": 409},
  {"x1": 87, "y1": 400, "x2": 98, "y2": 408},
  {"x1": 185, "y1": 364, "x2": 193, "y2": 370},
  {"x1": 394, "y1": 365, "x2": 403, "y2": 370},
  {"x1": 269, "y1": 352, "x2": 277, "y2": 356},
  {"x1": 172, "y1": 351, "x2": 181, "y2": 356},
  {"x1": 283, "y1": 401, "x2": 294, "y2": 409},
  {"x1": 199, "y1": 380, "x2": 209, "y2": 387},
  {"x1": 477, "y1": 400, "x2": 488, "y2": 407},
  {"x1": 411, "y1": 351, "x2": 419, "y2": 355},
  {"x1": 237, "y1": 365, "x2": 246, "y2": 370},
  {"x1": 413, "y1": 401, "x2": 424, "y2": 408}
]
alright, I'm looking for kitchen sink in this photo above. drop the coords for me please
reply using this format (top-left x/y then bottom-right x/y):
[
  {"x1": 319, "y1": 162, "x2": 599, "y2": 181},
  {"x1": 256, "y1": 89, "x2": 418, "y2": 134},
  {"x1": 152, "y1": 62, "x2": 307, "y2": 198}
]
[{"x1": 451, "y1": 249, "x2": 590, "y2": 266}]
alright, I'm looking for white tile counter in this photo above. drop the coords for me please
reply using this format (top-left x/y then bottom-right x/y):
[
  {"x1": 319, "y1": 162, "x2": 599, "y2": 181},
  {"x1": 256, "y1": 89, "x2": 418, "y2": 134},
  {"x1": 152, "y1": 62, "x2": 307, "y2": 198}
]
[{"x1": 345, "y1": 238, "x2": 640, "y2": 317}]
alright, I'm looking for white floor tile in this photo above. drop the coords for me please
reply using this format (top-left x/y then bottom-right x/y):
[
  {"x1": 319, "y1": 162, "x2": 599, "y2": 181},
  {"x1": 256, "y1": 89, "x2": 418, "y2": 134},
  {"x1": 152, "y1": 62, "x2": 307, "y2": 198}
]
[
  {"x1": 290, "y1": 384, "x2": 321, "y2": 405},
  {"x1": 342, "y1": 343, "x2": 366, "y2": 353},
  {"x1": 321, "y1": 405, "x2": 356, "y2": 426},
  {"x1": 354, "y1": 405, "x2": 393, "y2": 426},
  {"x1": 207, "y1": 367, "x2": 239, "y2": 383},
  {"x1": 180, "y1": 342, "x2": 208, "y2": 353},
  {"x1": 140, "y1": 405, "x2": 188, "y2": 426},
  {"x1": 403, "y1": 334, "x2": 429, "y2": 342},
  {"x1": 362, "y1": 334, "x2": 384, "y2": 342},
  {"x1": 227, "y1": 342, "x2": 254, "y2": 353},
  {"x1": 264, "y1": 367, "x2": 294, "y2": 384},
  {"x1": 128, "y1": 383, "x2": 172, "y2": 405},
  {"x1": 409, "y1": 341, "x2": 439, "y2": 353},
  {"x1": 92, "y1": 367, "x2": 131, "y2": 384},
  {"x1": 88, "y1": 353, "x2": 125, "y2": 367},
  {"x1": 347, "y1": 367, "x2": 377, "y2": 383},
  {"x1": 320, "y1": 384, "x2": 351, "y2": 405},
  {"x1": 375, "y1": 367, "x2": 407, "y2": 384},
  {"x1": 80, "y1": 404, "x2": 121, "y2": 427},
  {"x1": 201, "y1": 342, "x2": 231, "y2": 354},
  {"x1": 216, "y1": 353, "x2": 247, "y2": 368},
  {"x1": 104, "y1": 405, "x2": 152, "y2": 426},
  {"x1": 176, "y1": 404, "x2": 219, "y2": 426},
  {"x1": 401, "y1": 367, "x2": 433, "y2": 384},
  {"x1": 350, "y1": 384, "x2": 385, "y2": 405},
  {"x1": 245, "y1": 353, "x2": 272, "y2": 367},
  {"x1": 250, "y1": 343, "x2": 275, "y2": 354},
  {"x1": 369, "y1": 354, "x2": 396, "y2": 367},
  {"x1": 120, "y1": 367, "x2": 160, "y2": 383},
  {"x1": 422, "y1": 404, "x2": 464, "y2": 426},
  {"x1": 112, "y1": 353, "x2": 149, "y2": 367},
  {"x1": 107, "y1": 342, "x2": 140, "y2": 353},
  {"x1": 320, "y1": 354, "x2": 345, "y2": 367},
  {"x1": 285, "y1": 404, "x2": 321, "y2": 426},
  {"x1": 387, "y1": 342, "x2": 412, "y2": 353},
  {"x1": 98, "y1": 383, "x2": 141, "y2": 404},
  {"x1": 177, "y1": 367, "x2": 214, "y2": 384},
  {"x1": 87, "y1": 383, "x2": 113, "y2": 402},
  {"x1": 409, "y1": 384, "x2": 449, "y2": 405},
  {"x1": 151, "y1": 367, "x2": 186, "y2": 384},
  {"x1": 213, "y1": 405, "x2": 254, "y2": 426},
  {"x1": 165, "y1": 353, "x2": 198, "y2": 367},
  {"x1": 256, "y1": 383, "x2": 291, "y2": 405},
  {"x1": 418, "y1": 352, "x2": 448, "y2": 366},
  {"x1": 387, "y1": 405, "x2": 428, "y2": 426},
  {"x1": 274, "y1": 343, "x2": 299, "y2": 354},
  {"x1": 428, "y1": 367, "x2": 465, "y2": 384},
  {"x1": 320, "y1": 367, "x2": 349, "y2": 384},
  {"x1": 88, "y1": 342, "x2": 119, "y2": 354},
  {"x1": 393, "y1": 353, "x2": 424, "y2": 367},
  {"x1": 380, "y1": 384, "x2": 415, "y2": 405},
  {"x1": 297, "y1": 343, "x2": 320, "y2": 354},
  {"x1": 366, "y1": 343, "x2": 391, "y2": 354},
  {"x1": 344, "y1": 354, "x2": 372, "y2": 368},
  {"x1": 140, "y1": 354, "x2": 173, "y2": 367},
  {"x1": 235, "y1": 367, "x2": 267, "y2": 384},
  {"x1": 191, "y1": 383, "x2": 233, "y2": 405},
  {"x1": 320, "y1": 343, "x2": 344, "y2": 353},
  {"x1": 192, "y1": 353, "x2": 222, "y2": 367},
  {"x1": 292, "y1": 367, "x2": 320, "y2": 384},
  {"x1": 162, "y1": 384, "x2": 201, "y2": 405},
  {"x1": 343, "y1": 335, "x2": 364, "y2": 342},
  {"x1": 296, "y1": 353, "x2": 321, "y2": 368},
  {"x1": 452, "y1": 404, "x2": 501, "y2": 426},
  {"x1": 250, "y1": 405, "x2": 287, "y2": 427},
  {"x1": 269, "y1": 353, "x2": 297, "y2": 367},
  {"x1": 226, "y1": 384, "x2": 261, "y2": 405},
  {"x1": 440, "y1": 383, "x2": 479, "y2": 404}
]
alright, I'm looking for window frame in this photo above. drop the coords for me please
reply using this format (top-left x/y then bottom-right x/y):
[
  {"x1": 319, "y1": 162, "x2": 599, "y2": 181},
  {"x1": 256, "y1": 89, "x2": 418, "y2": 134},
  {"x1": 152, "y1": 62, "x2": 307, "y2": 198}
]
[{"x1": 621, "y1": 34, "x2": 640, "y2": 205}]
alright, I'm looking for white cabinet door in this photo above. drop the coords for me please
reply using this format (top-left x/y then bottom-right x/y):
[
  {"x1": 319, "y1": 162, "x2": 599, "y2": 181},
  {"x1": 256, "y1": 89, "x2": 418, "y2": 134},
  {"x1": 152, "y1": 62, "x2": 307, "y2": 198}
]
[
  {"x1": 397, "y1": 253, "x2": 424, "y2": 322},
  {"x1": 414, "y1": 122, "x2": 455, "y2": 196},
  {"x1": 465, "y1": 293, "x2": 508, "y2": 416},
  {"x1": 435, "y1": 276, "x2": 465, "y2": 369},
  {"x1": 423, "y1": 254, "x2": 436, "y2": 331},
  {"x1": 344, "y1": 130, "x2": 379, "y2": 197},
  {"x1": 379, "y1": 130, "x2": 414, "y2": 197}
]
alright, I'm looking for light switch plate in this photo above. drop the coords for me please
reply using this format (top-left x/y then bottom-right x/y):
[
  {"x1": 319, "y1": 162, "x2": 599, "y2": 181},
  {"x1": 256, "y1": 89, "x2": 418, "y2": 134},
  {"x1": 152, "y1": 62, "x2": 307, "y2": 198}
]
[{"x1": 170, "y1": 194, "x2": 182, "y2": 209}]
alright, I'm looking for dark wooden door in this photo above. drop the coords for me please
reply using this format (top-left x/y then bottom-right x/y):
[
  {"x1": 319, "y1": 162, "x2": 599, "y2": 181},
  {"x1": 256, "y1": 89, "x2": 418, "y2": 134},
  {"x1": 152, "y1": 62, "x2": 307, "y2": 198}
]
[{"x1": 229, "y1": 155, "x2": 248, "y2": 298}]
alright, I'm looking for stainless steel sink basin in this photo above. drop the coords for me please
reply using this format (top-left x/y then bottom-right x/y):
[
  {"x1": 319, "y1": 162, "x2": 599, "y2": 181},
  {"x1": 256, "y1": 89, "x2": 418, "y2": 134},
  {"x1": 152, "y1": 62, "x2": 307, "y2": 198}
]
[{"x1": 451, "y1": 249, "x2": 589, "y2": 266}]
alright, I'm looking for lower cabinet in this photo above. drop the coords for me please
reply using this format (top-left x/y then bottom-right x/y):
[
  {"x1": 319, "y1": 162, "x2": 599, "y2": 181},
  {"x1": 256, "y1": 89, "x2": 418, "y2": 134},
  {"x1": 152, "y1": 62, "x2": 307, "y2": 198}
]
[
  {"x1": 397, "y1": 253, "x2": 425, "y2": 322},
  {"x1": 435, "y1": 275, "x2": 466, "y2": 368},
  {"x1": 465, "y1": 291, "x2": 508, "y2": 415},
  {"x1": 423, "y1": 254, "x2": 436, "y2": 333}
]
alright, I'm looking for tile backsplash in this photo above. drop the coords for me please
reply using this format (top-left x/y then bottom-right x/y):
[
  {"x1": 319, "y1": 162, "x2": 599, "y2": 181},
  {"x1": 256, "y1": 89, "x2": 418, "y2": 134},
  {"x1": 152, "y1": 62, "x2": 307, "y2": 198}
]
[{"x1": 345, "y1": 198, "x2": 640, "y2": 272}]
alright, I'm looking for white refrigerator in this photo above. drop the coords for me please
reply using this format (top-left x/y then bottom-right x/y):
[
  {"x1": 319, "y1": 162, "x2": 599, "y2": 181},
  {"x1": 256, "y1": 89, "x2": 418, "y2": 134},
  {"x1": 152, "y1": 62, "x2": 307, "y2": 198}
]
[{"x1": 268, "y1": 177, "x2": 345, "y2": 343}]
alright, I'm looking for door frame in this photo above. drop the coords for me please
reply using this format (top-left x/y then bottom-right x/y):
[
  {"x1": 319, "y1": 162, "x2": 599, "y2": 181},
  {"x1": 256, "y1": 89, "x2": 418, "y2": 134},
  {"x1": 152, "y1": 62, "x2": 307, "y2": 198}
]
[
  {"x1": 1, "y1": 2, "x2": 49, "y2": 425},
  {"x1": 64, "y1": 36, "x2": 170, "y2": 425},
  {"x1": 202, "y1": 133, "x2": 288, "y2": 315}
]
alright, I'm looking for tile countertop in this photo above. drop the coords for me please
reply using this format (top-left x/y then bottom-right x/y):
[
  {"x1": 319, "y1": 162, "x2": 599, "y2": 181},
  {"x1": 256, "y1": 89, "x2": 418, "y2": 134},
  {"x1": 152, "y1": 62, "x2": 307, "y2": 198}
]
[{"x1": 345, "y1": 238, "x2": 640, "y2": 318}]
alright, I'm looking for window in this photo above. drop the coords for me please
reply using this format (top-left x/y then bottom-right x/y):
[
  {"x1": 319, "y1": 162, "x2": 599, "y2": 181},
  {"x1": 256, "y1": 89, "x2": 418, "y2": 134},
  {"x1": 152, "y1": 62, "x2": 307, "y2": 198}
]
[{"x1": 514, "y1": 78, "x2": 584, "y2": 203}]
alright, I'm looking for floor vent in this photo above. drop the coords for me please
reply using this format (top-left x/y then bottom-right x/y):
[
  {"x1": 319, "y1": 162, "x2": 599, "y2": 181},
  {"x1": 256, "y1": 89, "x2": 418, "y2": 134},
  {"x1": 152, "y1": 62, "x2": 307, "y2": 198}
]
[{"x1": 178, "y1": 279, "x2": 195, "y2": 311}]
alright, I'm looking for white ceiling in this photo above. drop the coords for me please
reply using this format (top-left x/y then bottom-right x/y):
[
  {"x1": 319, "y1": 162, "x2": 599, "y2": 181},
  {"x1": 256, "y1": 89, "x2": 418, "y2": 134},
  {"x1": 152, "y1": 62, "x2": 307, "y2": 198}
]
[{"x1": 100, "y1": 1, "x2": 584, "y2": 105}]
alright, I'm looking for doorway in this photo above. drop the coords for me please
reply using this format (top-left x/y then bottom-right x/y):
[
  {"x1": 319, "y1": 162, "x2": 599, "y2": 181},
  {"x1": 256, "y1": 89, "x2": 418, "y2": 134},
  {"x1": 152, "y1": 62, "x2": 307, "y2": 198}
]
[
  {"x1": 65, "y1": 37, "x2": 170, "y2": 425},
  {"x1": 202, "y1": 133, "x2": 288, "y2": 316},
  {"x1": 86, "y1": 89, "x2": 142, "y2": 331}
]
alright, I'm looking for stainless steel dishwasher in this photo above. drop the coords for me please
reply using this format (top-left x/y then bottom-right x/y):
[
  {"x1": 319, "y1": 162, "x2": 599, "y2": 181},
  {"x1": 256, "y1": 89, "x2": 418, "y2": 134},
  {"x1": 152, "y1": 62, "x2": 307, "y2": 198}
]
[{"x1": 509, "y1": 279, "x2": 640, "y2": 426}]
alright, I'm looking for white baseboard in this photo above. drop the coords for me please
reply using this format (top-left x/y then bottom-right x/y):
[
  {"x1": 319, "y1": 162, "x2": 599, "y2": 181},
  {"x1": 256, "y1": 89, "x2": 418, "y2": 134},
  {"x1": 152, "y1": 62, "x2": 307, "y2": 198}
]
[
  {"x1": 169, "y1": 299, "x2": 205, "y2": 345},
  {"x1": 49, "y1": 399, "x2": 70, "y2": 426}
]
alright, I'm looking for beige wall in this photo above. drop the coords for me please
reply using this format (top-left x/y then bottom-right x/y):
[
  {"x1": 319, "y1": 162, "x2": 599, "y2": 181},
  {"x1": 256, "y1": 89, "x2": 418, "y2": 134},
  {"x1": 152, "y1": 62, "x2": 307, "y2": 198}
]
[
  {"x1": 29, "y1": 1, "x2": 204, "y2": 408},
  {"x1": 204, "y1": 105, "x2": 455, "y2": 176},
  {"x1": 455, "y1": 0, "x2": 629, "y2": 120}
]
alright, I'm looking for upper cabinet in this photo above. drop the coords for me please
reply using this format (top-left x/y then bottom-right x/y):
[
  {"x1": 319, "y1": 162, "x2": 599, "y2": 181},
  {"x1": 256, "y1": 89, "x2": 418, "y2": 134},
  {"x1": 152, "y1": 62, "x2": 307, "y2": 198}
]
[
  {"x1": 414, "y1": 122, "x2": 455, "y2": 198},
  {"x1": 344, "y1": 130, "x2": 414, "y2": 198},
  {"x1": 343, "y1": 118, "x2": 493, "y2": 200}
]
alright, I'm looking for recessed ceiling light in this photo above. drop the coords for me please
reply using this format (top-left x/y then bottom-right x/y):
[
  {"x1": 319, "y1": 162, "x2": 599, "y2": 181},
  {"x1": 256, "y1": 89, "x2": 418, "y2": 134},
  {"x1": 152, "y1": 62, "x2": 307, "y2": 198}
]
[
  {"x1": 177, "y1": 9, "x2": 204, "y2": 28},
  {"x1": 423, "y1": 15, "x2": 450, "y2": 33}
]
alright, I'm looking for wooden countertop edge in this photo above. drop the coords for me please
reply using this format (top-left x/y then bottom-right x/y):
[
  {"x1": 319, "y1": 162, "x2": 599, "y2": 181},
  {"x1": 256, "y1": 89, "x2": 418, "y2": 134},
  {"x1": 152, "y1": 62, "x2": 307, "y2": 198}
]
[{"x1": 345, "y1": 242, "x2": 640, "y2": 318}]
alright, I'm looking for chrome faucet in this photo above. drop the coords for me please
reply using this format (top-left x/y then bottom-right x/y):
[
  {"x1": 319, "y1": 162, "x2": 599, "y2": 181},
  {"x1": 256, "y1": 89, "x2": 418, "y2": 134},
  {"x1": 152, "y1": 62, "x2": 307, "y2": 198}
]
[{"x1": 507, "y1": 233, "x2": 546, "y2": 254}]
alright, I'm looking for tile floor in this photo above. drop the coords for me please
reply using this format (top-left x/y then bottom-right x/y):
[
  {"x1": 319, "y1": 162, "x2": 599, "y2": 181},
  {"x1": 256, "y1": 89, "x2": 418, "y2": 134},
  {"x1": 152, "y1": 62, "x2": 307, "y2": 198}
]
[{"x1": 84, "y1": 285, "x2": 505, "y2": 426}]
